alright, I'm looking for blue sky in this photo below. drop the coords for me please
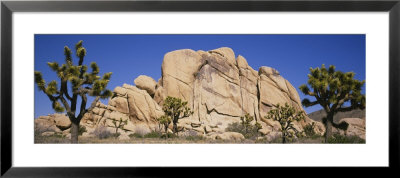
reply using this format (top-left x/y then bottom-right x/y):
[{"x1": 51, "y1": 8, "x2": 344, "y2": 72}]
[{"x1": 34, "y1": 34, "x2": 365, "y2": 118}]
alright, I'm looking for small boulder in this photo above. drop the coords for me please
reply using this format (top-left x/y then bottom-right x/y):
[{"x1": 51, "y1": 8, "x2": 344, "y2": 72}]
[
  {"x1": 258, "y1": 126, "x2": 272, "y2": 136},
  {"x1": 183, "y1": 124, "x2": 192, "y2": 130},
  {"x1": 108, "y1": 96, "x2": 129, "y2": 114},
  {"x1": 211, "y1": 127, "x2": 224, "y2": 133},
  {"x1": 113, "y1": 86, "x2": 127, "y2": 96},
  {"x1": 215, "y1": 132, "x2": 245, "y2": 141},
  {"x1": 134, "y1": 75, "x2": 157, "y2": 96},
  {"x1": 204, "y1": 125, "x2": 213, "y2": 133},
  {"x1": 52, "y1": 114, "x2": 71, "y2": 130},
  {"x1": 192, "y1": 127, "x2": 205, "y2": 134},
  {"x1": 118, "y1": 134, "x2": 130, "y2": 141},
  {"x1": 41, "y1": 131, "x2": 55, "y2": 137},
  {"x1": 34, "y1": 116, "x2": 62, "y2": 133}
]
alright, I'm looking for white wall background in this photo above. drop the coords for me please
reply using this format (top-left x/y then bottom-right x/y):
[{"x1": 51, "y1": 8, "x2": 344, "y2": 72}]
[{"x1": 12, "y1": 12, "x2": 388, "y2": 167}]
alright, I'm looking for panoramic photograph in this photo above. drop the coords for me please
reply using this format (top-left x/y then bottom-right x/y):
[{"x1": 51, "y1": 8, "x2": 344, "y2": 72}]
[{"x1": 34, "y1": 34, "x2": 366, "y2": 144}]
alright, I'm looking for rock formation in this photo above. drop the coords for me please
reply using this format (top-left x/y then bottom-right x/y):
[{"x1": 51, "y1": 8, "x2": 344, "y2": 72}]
[
  {"x1": 80, "y1": 47, "x2": 326, "y2": 140},
  {"x1": 81, "y1": 84, "x2": 164, "y2": 137},
  {"x1": 34, "y1": 113, "x2": 71, "y2": 136},
  {"x1": 333, "y1": 117, "x2": 366, "y2": 140},
  {"x1": 37, "y1": 47, "x2": 332, "y2": 141}
]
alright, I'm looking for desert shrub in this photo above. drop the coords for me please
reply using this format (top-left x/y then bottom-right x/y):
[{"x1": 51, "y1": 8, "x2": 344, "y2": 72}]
[
  {"x1": 129, "y1": 133, "x2": 143, "y2": 138},
  {"x1": 268, "y1": 135, "x2": 283, "y2": 143},
  {"x1": 92, "y1": 125, "x2": 113, "y2": 139},
  {"x1": 160, "y1": 133, "x2": 177, "y2": 139},
  {"x1": 144, "y1": 131, "x2": 162, "y2": 138},
  {"x1": 302, "y1": 123, "x2": 322, "y2": 140},
  {"x1": 129, "y1": 131, "x2": 161, "y2": 139},
  {"x1": 225, "y1": 122, "x2": 242, "y2": 132},
  {"x1": 111, "y1": 132, "x2": 121, "y2": 138},
  {"x1": 254, "y1": 137, "x2": 269, "y2": 143},
  {"x1": 225, "y1": 114, "x2": 261, "y2": 139},
  {"x1": 327, "y1": 134, "x2": 365, "y2": 143},
  {"x1": 309, "y1": 134, "x2": 322, "y2": 140},
  {"x1": 78, "y1": 125, "x2": 87, "y2": 136},
  {"x1": 52, "y1": 133, "x2": 65, "y2": 138},
  {"x1": 303, "y1": 122, "x2": 319, "y2": 138}
]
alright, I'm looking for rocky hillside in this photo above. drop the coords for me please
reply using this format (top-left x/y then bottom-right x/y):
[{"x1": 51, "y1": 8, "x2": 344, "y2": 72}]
[
  {"x1": 308, "y1": 109, "x2": 365, "y2": 123},
  {"x1": 308, "y1": 109, "x2": 366, "y2": 139},
  {"x1": 36, "y1": 47, "x2": 326, "y2": 141}
]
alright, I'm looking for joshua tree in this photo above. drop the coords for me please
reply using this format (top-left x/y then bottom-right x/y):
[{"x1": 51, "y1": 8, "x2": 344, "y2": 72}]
[
  {"x1": 265, "y1": 103, "x2": 305, "y2": 143},
  {"x1": 157, "y1": 115, "x2": 172, "y2": 139},
  {"x1": 299, "y1": 64, "x2": 365, "y2": 142},
  {"x1": 34, "y1": 40, "x2": 113, "y2": 143},
  {"x1": 108, "y1": 117, "x2": 128, "y2": 135},
  {"x1": 232, "y1": 113, "x2": 262, "y2": 139},
  {"x1": 240, "y1": 113, "x2": 262, "y2": 135},
  {"x1": 160, "y1": 96, "x2": 193, "y2": 135}
]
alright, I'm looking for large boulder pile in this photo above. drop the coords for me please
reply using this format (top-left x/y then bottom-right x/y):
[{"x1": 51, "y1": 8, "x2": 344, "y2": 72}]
[
  {"x1": 80, "y1": 84, "x2": 164, "y2": 139},
  {"x1": 34, "y1": 113, "x2": 71, "y2": 137},
  {"x1": 78, "y1": 47, "x2": 324, "y2": 140}
]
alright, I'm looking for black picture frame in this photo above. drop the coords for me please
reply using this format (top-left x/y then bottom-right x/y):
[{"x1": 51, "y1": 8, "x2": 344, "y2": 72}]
[{"x1": 1, "y1": 0, "x2": 399, "y2": 177}]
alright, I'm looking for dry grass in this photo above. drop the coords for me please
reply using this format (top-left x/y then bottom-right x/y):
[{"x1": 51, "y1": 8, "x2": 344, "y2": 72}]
[
  {"x1": 34, "y1": 133, "x2": 363, "y2": 144},
  {"x1": 35, "y1": 134, "x2": 256, "y2": 144},
  {"x1": 35, "y1": 134, "x2": 71, "y2": 144}
]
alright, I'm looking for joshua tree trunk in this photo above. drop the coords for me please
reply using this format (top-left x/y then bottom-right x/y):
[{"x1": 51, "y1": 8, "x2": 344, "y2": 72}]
[
  {"x1": 173, "y1": 116, "x2": 179, "y2": 135},
  {"x1": 70, "y1": 119, "x2": 79, "y2": 143},
  {"x1": 325, "y1": 114, "x2": 334, "y2": 143},
  {"x1": 282, "y1": 132, "x2": 286, "y2": 143},
  {"x1": 164, "y1": 124, "x2": 168, "y2": 139},
  {"x1": 173, "y1": 123, "x2": 178, "y2": 135}
]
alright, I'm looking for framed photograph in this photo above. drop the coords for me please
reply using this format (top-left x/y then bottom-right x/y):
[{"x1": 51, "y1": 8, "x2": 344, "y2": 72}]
[{"x1": 1, "y1": 0, "x2": 399, "y2": 176}]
